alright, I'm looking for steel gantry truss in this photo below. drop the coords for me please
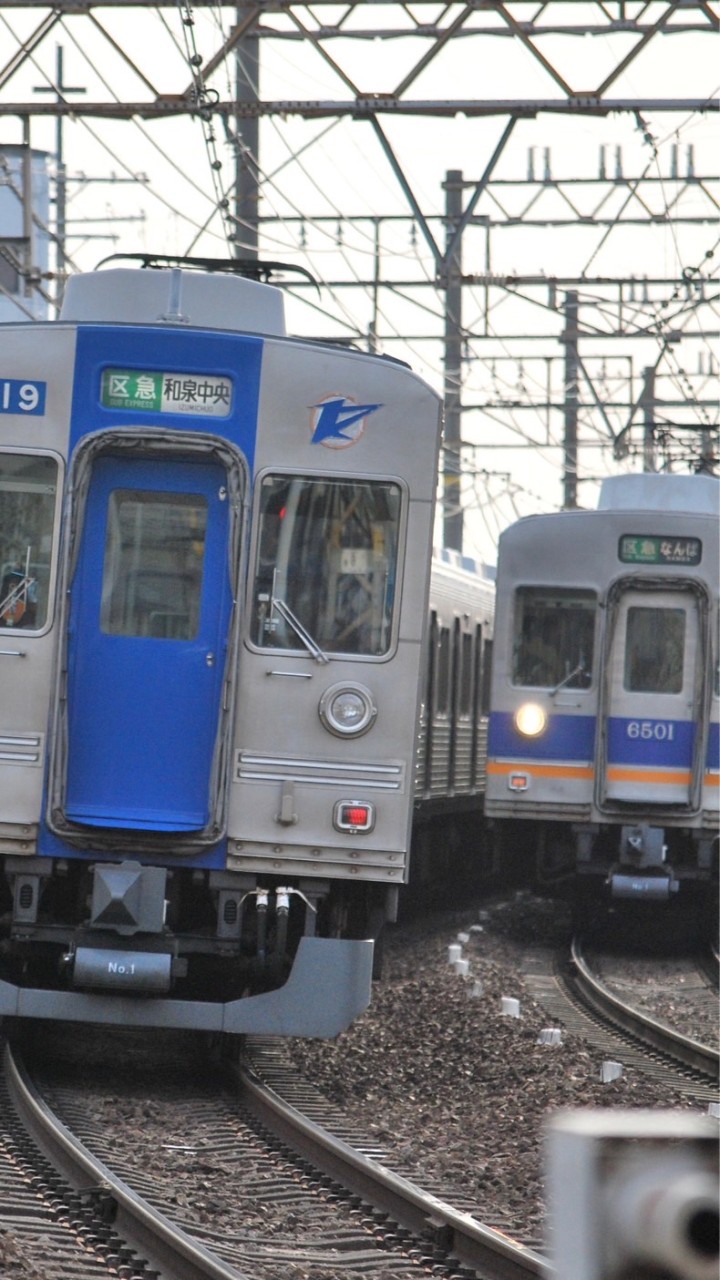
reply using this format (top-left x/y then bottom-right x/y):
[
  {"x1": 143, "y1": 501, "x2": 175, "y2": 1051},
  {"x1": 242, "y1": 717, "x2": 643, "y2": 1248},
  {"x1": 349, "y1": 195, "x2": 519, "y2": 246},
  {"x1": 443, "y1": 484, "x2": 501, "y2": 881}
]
[{"x1": 0, "y1": 1, "x2": 718, "y2": 548}]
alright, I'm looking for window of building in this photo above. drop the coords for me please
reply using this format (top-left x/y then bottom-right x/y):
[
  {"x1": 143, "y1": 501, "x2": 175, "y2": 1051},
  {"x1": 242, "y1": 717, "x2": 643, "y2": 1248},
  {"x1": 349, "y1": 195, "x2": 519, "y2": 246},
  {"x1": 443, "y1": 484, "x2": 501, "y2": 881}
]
[{"x1": 0, "y1": 244, "x2": 20, "y2": 296}]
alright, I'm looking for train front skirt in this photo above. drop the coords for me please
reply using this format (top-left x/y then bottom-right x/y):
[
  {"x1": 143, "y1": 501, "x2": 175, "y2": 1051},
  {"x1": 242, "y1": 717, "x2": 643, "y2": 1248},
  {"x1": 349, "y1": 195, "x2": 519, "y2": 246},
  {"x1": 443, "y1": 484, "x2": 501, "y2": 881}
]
[{"x1": 0, "y1": 935, "x2": 373, "y2": 1035}]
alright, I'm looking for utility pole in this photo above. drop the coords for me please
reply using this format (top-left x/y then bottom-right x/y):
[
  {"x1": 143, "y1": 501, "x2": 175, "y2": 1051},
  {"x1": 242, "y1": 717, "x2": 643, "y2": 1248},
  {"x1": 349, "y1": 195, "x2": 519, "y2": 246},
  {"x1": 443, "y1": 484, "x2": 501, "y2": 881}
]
[
  {"x1": 33, "y1": 45, "x2": 86, "y2": 290},
  {"x1": 234, "y1": 5, "x2": 259, "y2": 258},
  {"x1": 562, "y1": 291, "x2": 579, "y2": 509},
  {"x1": 20, "y1": 118, "x2": 33, "y2": 301},
  {"x1": 443, "y1": 170, "x2": 463, "y2": 552},
  {"x1": 641, "y1": 366, "x2": 657, "y2": 472}
]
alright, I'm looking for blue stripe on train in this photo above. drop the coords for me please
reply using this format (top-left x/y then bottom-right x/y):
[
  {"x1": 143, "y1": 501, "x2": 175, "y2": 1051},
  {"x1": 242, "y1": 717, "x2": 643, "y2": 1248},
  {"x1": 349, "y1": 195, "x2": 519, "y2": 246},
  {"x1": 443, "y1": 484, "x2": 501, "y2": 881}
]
[
  {"x1": 488, "y1": 711, "x2": 596, "y2": 761},
  {"x1": 607, "y1": 717, "x2": 695, "y2": 767},
  {"x1": 706, "y1": 721, "x2": 719, "y2": 771}
]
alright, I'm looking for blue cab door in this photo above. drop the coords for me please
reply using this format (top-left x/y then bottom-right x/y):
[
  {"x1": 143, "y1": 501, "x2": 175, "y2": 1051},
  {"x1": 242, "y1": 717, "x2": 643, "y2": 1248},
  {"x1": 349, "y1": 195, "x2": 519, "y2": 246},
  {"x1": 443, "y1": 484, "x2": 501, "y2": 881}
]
[{"x1": 64, "y1": 455, "x2": 234, "y2": 832}]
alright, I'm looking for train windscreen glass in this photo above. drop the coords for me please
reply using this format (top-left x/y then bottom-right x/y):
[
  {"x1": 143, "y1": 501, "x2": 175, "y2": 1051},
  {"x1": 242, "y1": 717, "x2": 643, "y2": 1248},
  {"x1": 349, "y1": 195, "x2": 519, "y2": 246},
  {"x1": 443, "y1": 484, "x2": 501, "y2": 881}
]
[
  {"x1": 0, "y1": 451, "x2": 58, "y2": 630},
  {"x1": 253, "y1": 475, "x2": 401, "y2": 657},
  {"x1": 512, "y1": 587, "x2": 596, "y2": 688},
  {"x1": 100, "y1": 490, "x2": 208, "y2": 639},
  {"x1": 624, "y1": 605, "x2": 685, "y2": 694}
]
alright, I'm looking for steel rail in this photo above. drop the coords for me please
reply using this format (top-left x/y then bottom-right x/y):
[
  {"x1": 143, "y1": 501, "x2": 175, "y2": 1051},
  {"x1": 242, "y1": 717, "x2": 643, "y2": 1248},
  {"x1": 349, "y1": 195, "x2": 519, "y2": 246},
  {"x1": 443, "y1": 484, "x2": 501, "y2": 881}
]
[
  {"x1": 239, "y1": 1054, "x2": 546, "y2": 1280},
  {"x1": 3, "y1": 1041, "x2": 248, "y2": 1280},
  {"x1": 571, "y1": 938, "x2": 720, "y2": 1081}
]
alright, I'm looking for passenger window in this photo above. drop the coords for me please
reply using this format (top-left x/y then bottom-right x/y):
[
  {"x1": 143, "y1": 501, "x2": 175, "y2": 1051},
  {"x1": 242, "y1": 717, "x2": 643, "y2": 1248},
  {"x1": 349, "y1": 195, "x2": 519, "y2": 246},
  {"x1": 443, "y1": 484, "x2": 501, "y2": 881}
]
[
  {"x1": 0, "y1": 451, "x2": 58, "y2": 630},
  {"x1": 101, "y1": 490, "x2": 207, "y2": 639},
  {"x1": 436, "y1": 626, "x2": 451, "y2": 714},
  {"x1": 252, "y1": 475, "x2": 401, "y2": 657},
  {"x1": 513, "y1": 587, "x2": 596, "y2": 688},
  {"x1": 480, "y1": 635, "x2": 493, "y2": 714},
  {"x1": 458, "y1": 628, "x2": 473, "y2": 717},
  {"x1": 624, "y1": 606, "x2": 685, "y2": 694}
]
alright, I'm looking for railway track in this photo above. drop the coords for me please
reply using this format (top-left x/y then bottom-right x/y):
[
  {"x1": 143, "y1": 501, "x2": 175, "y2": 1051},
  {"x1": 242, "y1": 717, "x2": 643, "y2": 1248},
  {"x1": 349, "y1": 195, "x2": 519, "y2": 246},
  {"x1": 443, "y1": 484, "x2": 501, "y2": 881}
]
[
  {"x1": 572, "y1": 939, "x2": 719, "y2": 1079},
  {"x1": 1, "y1": 1026, "x2": 545, "y2": 1280},
  {"x1": 0, "y1": 1037, "x2": 243, "y2": 1280},
  {"x1": 1, "y1": 909, "x2": 715, "y2": 1280},
  {"x1": 520, "y1": 938, "x2": 719, "y2": 1107},
  {"x1": 238, "y1": 1038, "x2": 545, "y2": 1280}
]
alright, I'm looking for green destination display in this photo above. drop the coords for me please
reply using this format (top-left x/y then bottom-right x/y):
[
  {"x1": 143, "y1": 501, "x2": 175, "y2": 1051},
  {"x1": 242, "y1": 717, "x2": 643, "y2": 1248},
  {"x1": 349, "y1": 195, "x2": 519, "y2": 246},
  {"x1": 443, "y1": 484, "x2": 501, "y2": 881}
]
[
  {"x1": 619, "y1": 534, "x2": 702, "y2": 566},
  {"x1": 101, "y1": 368, "x2": 232, "y2": 417}
]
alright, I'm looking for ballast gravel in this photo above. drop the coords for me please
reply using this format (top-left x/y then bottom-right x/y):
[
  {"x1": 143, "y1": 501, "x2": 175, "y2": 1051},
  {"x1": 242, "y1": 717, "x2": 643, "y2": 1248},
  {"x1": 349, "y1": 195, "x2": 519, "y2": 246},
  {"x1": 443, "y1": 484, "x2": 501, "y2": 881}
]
[
  {"x1": 287, "y1": 893, "x2": 714, "y2": 1245},
  {"x1": 1, "y1": 892, "x2": 715, "y2": 1279}
]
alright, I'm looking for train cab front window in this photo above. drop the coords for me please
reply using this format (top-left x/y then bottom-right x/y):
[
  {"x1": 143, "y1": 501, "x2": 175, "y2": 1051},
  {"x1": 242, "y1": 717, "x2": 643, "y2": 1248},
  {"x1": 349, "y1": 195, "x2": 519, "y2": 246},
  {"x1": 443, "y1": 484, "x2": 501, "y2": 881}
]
[
  {"x1": 252, "y1": 475, "x2": 402, "y2": 657},
  {"x1": 512, "y1": 587, "x2": 596, "y2": 689},
  {"x1": 101, "y1": 490, "x2": 208, "y2": 639},
  {"x1": 624, "y1": 606, "x2": 685, "y2": 694},
  {"x1": 0, "y1": 452, "x2": 58, "y2": 630}
]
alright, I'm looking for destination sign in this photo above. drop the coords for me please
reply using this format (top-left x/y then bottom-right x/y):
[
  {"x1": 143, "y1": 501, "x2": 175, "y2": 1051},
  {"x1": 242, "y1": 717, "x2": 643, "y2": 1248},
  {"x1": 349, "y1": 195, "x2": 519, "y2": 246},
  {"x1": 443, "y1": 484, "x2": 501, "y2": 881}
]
[
  {"x1": 619, "y1": 534, "x2": 702, "y2": 566},
  {"x1": 101, "y1": 369, "x2": 232, "y2": 417}
]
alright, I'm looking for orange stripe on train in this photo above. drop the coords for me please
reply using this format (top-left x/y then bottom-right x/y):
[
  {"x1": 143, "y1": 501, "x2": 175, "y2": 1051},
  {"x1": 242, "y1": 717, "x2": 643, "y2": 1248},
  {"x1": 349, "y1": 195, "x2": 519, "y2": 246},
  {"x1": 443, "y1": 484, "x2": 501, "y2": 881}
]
[
  {"x1": 487, "y1": 761, "x2": 594, "y2": 780},
  {"x1": 606, "y1": 766, "x2": 692, "y2": 785},
  {"x1": 488, "y1": 762, "x2": 720, "y2": 786}
]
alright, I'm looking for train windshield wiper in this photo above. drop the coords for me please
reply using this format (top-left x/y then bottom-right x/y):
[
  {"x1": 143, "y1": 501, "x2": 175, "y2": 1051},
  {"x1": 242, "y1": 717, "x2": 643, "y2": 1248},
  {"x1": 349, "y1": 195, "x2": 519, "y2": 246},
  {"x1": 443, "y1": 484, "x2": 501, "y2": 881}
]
[
  {"x1": 271, "y1": 578, "x2": 329, "y2": 665},
  {"x1": 549, "y1": 661, "x2": 587, "y2": 697}
]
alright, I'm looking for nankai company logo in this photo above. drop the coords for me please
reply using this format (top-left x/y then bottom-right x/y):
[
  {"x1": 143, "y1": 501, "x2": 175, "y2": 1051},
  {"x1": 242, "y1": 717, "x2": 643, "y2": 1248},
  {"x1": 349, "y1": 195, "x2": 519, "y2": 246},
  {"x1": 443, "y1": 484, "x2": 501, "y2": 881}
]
[{"x1": 310, "y1": 394, "x2": 382, "y2": 448}]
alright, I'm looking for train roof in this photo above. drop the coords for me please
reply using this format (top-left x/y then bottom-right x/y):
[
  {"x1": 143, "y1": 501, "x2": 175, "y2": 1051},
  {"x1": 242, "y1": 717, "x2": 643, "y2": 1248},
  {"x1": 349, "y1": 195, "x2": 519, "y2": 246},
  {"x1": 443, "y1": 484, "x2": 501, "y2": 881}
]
[
  {"x1": 60, "y1": 267, "x2": 287, "y2": 336},
  {"x1": 598, "y1": 472, "x2": 719, "y2": 515},
  {"x1": 433, "y1": 546, "x2": 496, "y2": 583}
]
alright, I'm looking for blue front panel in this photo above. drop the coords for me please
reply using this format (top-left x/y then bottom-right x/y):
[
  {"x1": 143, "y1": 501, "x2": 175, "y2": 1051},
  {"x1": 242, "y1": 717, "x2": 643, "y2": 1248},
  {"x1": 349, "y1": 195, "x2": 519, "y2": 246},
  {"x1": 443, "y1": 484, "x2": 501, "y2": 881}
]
[
  {"x1": 706, "y1": 722, "x2": 719, "y2": 770},
  {"x1": 65, "y1": 457, "x2": 233, "y2": 830},
  {"x1": 606, "y1": 717, "x2": 695, "y2": 768},
  {"x1": 488, "y1": 711, "x2": 596, "y2": 761},
  {"x1": 71, "y1": 326, "x2": 263, "y2": 462}
]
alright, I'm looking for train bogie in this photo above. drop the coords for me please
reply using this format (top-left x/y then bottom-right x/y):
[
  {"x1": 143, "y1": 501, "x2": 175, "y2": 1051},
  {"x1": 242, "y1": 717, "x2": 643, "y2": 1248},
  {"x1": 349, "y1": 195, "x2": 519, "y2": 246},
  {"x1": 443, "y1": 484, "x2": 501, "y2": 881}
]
[
  {"x1": 0, "y1": 264, "x2": 443, "y2": 1033},
  {"x1": 486, "y1": 473, "x2": 719, "y2": 912}
]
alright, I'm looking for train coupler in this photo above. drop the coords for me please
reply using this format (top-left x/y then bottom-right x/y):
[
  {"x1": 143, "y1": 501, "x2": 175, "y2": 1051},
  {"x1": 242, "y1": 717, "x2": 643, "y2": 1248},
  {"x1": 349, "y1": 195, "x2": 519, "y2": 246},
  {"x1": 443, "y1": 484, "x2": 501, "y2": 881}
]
[{"x1": 609, "y1": 824, "x2": 679, "y2": 900}]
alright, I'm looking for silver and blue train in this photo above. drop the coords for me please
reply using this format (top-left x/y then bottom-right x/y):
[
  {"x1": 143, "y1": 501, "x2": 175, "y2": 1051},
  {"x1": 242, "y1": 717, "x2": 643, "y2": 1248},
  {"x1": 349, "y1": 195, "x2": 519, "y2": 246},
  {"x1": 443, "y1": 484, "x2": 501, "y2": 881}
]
[
  {"x1": 3, "y1": 259, "x2": 710, "y2": 1039},
  {"x1": 0, "y1": 261, "x2": 467, "y2": 1035},
  {"x1": 485, "y1": 472, "x2": 719, "y2": 915}
]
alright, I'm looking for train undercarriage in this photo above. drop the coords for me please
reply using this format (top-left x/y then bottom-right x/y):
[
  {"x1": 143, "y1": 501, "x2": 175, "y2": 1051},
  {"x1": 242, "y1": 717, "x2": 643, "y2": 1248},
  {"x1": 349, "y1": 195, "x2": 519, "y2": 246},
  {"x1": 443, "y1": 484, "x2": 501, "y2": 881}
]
[{"x1": 0, "y1": 856, "x2": 392, "y2": 1033}]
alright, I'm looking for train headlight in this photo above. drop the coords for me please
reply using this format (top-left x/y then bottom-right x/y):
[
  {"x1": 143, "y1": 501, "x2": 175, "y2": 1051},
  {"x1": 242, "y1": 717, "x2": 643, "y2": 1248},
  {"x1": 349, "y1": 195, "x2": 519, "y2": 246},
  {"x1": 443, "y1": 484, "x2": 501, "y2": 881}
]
[
  {"x1": 319, "y1": 682, "x2": 377, "y2": 738},
  {"x1": 514, "y1": 701, "x2": 548, "y2": 737}
]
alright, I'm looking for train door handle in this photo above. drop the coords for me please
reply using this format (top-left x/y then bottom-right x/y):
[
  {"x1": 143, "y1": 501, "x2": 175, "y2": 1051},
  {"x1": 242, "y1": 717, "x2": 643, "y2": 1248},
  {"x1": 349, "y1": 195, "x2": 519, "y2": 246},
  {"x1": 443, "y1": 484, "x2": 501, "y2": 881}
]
[{"x1": 206, "y1": 652, "x2": 215, "y2": 667}]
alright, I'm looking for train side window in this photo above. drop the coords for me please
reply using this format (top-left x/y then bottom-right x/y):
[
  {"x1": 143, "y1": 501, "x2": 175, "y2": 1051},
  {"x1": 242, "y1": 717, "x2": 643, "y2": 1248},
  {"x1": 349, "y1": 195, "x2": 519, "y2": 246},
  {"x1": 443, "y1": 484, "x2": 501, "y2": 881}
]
[
  {"x1": 100, "y1": 490, "x2": 207, "y2": 639},
  {"x1": 480, "y1": 635, "x2": 493, "y2": 714},
  {"x1": 436, "y1": 625, "x2": 451, "y2": 714},
  {"x1": 512, "y1": 587, "x2": 596, "y2": 689},
  {"x1": 0, "y1": 452, "x2": 58, "y2": 630},
  {"x1": 458, "y1": 627, "x2": 473, "y2": 717},
  {"x1": 624, "y1": 606, "x2": 685, "y2": 694},
  {"x1": 252, "y1": 474, "x2": 401, "y2": 657}
]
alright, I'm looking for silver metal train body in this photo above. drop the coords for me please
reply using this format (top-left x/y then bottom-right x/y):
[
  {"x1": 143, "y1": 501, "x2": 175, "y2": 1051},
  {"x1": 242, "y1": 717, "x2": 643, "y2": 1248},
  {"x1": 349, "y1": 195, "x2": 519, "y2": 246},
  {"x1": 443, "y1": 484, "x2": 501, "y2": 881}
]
[
  {"x1": 485, "y1": 473, "x2": 719, "y2": 909},
  {"x1": 0, "y1": 264, "x2": 447, "y2": 1035},
  {"x1": 411, "y1": 550, "x2": 496, "y2": 894},
  {"x1": 419, "y1": 549, "x2": 495, "y2": 807}
]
